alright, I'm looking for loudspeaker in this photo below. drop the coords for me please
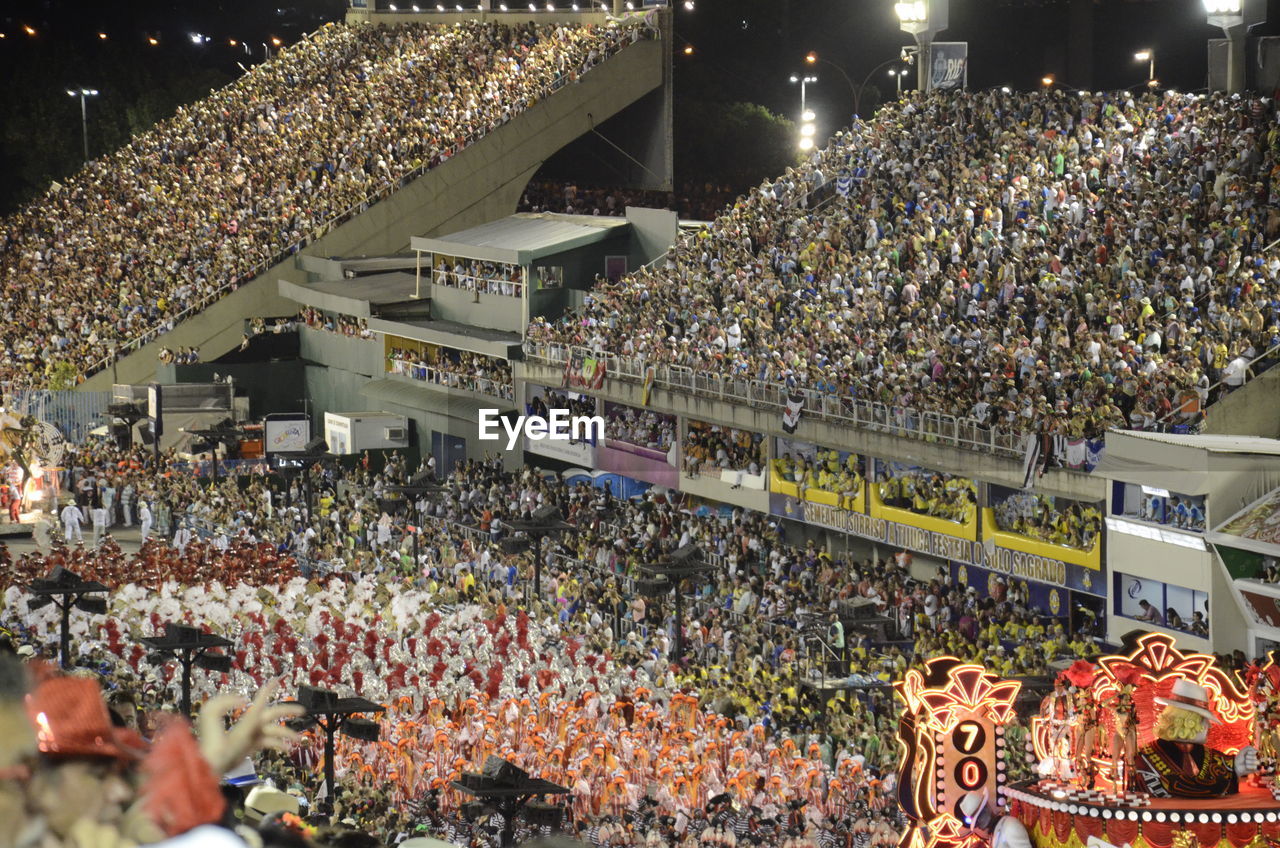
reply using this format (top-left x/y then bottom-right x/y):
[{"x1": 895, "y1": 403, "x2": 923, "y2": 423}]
[
  {"x1": 670, "y1": 544, "x2": 701, "y2": 564},
  {"x1": 298, "y1": 685, "x2": 338, "y2": 712},
  {"x1": 196, "y1": 652, "x2": 233, "y2": 673},
  {"x1": 302, "y1": 437, "x2": 328, "y2": 455},
  {"x1": 165, "y1": 623, "x2": 201, "y2": 642},
  {"x1": 481, "y1": 756, "x2": 528, "y2": 785},
  {"x1": 525, "y1": 802, "x2": 562, "y2": 828},
  {"x1": 342, "y1": 717, "x2": 381, "y2": 742},
  {"x1": 531, "y1": 504, "x2": 561, "y2": 524},
  {"x1": 635, "y1": 578, "x2": 669, "y2": 598}
]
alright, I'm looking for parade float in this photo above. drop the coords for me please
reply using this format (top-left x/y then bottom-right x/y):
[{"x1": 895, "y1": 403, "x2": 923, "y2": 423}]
[{"x1": 896, "y1": 634, "x2": 1280, "y2": 848}]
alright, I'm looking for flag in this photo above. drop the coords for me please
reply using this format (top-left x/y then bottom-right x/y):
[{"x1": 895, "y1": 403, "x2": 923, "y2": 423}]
[
  {"x1": 836, "y1": 175, "x2": 853, "y2": 197},
  {"x1": 1020, "y1": 434, "x2": 1041, "y2": 489},
  {"x1": 782, "y1": 392, "x2": 805, "y2": 434},
  {"x1": 641, "y1": 365, "x2": 655, "y2": 407}
]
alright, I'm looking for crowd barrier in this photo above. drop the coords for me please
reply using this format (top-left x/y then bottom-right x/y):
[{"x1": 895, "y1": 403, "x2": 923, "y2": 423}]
[
  {"x1": 387, "y1": 359, "x2": 514, "y2": 400},
  {"x1": 523, "y1": 341, "x2": 1032, "y2": 459}
]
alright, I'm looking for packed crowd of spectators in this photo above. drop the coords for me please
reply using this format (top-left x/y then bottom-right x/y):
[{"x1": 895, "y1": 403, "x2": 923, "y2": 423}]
[
  {"x1": 519, "y1": 179, "x2": 741, "y2": 222},
  {"x1": 682, "y1": 423, "x2": 764, "y2": 478},
  {"x1": 300, "y1": 307, "x2": 376, "y2": 339},
  {"x1": 0, "y1": 19, "x2": 637, "y2": 388},
  {"x1": 388, "y1": 347, "x2": 514, "y2": 399},
  {"x1": 2, "y1": 433, "x2": 1070, "y2": 847},
  {"x1": 527, "y1": 89, "x2": 1280, "y2": 443},
  {"x1": 991, "y1": 491, "x2": 1102, "y2": 550},
  {"x1": 529, "y1": 388, "x2": 598, "y2": 422},
  {"x1": 875, "y1": 468, "x2": 976, "y2": 525},
  {"x1": 432, "y1": 258, "x2": 525, "y2": 298},
  {"x1": 603, "y1": 404, "x2": 675, "y2": 449},
  {"x1": 773, "y1": 449, "x2": 863, "y2": 510}
]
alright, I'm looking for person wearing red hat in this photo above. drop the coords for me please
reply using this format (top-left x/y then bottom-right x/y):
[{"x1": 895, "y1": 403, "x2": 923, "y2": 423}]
[{"x1": 21, "y1": 675, "x2": 150, "y2": 848}]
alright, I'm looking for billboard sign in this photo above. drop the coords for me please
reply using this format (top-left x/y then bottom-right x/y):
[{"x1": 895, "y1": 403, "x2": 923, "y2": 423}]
[{"x1": 930, "y1": 42, "x2": 968, "y2": 91}]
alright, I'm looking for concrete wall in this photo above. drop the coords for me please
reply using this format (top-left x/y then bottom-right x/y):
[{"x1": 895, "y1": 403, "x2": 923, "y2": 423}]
[
  {"x1": 80, "y1": 37, "x2": 664, "y2": 392},
  {"x1": 1204, "y1": 365, "x2": 1280, "y2": 439},
  {"x1": 299, "y1": 327, "x2": 384, "y2": 378},
  {"x1": 429, "y1": 285, "x2": 525, "y2": 332},
  {"x1": 514, "y1": 359, "x2": 1106, "y2": 502}
]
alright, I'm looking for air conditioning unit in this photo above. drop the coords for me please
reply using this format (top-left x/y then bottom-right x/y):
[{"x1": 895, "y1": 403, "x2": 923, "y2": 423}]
[{"x1": 384, "y1": 427, "x2": 406, "y2": 441}]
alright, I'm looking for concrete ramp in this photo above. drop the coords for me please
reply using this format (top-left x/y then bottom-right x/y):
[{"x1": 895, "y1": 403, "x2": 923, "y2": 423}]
[{"x1": 82, "y1": 30, "x2": 667, "y2": 390}]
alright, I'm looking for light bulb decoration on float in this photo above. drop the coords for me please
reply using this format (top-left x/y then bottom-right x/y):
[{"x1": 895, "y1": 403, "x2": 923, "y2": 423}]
[
  {"x1": 895, "y1": 634, "x2": 1280, "y2": 848},
  {"x1": 894, "y1": 656, "x2": 1024, "y2": 848}
]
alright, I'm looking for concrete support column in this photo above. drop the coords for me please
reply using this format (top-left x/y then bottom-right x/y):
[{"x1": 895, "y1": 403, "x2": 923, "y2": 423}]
[
  {"x1": 1225, "y1": 22, "x2": 1247, "y2": 94},
  {"x1": 613, "y1": 0, "x2": 623, "y2": 15}
]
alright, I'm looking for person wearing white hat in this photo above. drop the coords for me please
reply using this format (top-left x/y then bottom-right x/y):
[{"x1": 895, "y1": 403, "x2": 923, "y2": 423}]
[{"x1": 1133, "y1": 678, "x2": 1257, "y2": 798}]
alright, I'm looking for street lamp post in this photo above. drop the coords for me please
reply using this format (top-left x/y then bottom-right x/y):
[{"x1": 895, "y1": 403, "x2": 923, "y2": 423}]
[
  {"x1": 895, "y1": 0, "x2": 948, "y2": 94},
  {"x1": 140, "y1": 623, "x2": 234, "y2": 717},
  {"x1": 66, "y1": 88, "x2": 99, "y2": 163},
  {"x1": 25, "y1": 567, "x2": 109, "y2": 669},
  {"x1": 889, "y1": 68, "x2": 904, "y2": 97},
  {"x1": 790, "y1": 74, "x2": 818, "y2": 151},
  {"x1": 286, "y1": 686, "x2": 385, "y2": 807},
  {"x1": 789, "y1": 73, "x2": 817, "y2": 114},
  {"x1": 1203, "y1": 0, "x2": 1264, "y2": 94}
]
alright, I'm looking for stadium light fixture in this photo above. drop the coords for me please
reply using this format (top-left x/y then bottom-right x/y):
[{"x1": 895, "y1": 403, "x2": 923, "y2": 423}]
[
  {"x1": 67, "y1": 88, "x2": 99, "y2": 163},
  {"x1": 896, "y1": 0, "x2": 947, "y2": 93},
  {"x1": 413, "y1": 4, "x2": 420, "y2": 9},
  {"x1": 1001, "y1": 85, "x2": 1010, "y2": 93},
  {"x1": 190, "y1": 32, "x2": 204, "y2": 45},
  {"x1": 438, "y1": 3, "x2": 445, "y2": 8},
  {"x1": 1041, "y1": 75, "x2": 1053, "y2": 86},
  {"x1": 499, "y1": 3, "x2": 508, "y2": 8},
  {"x1": 457, "y1": 3, "x2": 464, "y2": 8},
  {"x1": 684, "y1": 0, "x2": 694, "y2": 8},
  {"x1": 529, "y1": 2, "x2": 536, "y2": 9},
  {"x1": 147, "y1": 36, "x2": 159, "y2": 45},
  {"x1": 895, "y1": 1, "x2": 927, "y2": 23},
  {"x1": 388, "y1": 2, "x2": 397, "y2": 8},
  {"x1": 1134, "y1": 49, "x2": 1154, "y2": 82},
  {"x1": 626, "y1": 1, "x2": 634, "y2": 8},
  {"x1": 98, "y1": 32, "x2": 108, "y2": 40},
  {"x1": 271, "y1": 36, "x2": 282, "y2": 46},
  {"x1": 1204, "y1": 0, "x2": 1263, "y2": 93},
  {"x1": 800, "y1": 123, "x2": 816, "y2": 137},
  {"x1": 683, "y1": 44, "x2": 693, "y2": 55},
  {"x1": 23, "y1": 25, "x2": 36, "y2": 36},
  {"x1": 546, "y1": 2, "x2": 555, "y2": 9},
  {"x1": 572, "y1": 3, "x2": 579, "y2": 9},
  {"x1": 799, "y1": 137, "x2": 815, "y2": 151},
  {"x1": 801, "y1": 108, "x2": 815, "y2": 121}
]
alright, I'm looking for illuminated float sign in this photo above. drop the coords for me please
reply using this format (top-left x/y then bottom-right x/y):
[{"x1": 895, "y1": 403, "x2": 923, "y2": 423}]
[
  {"x1": 896, "y1": 658, "x2": 1020, "y2": 848},
  {"x1": 771, "y1": 496, "x2": 1087, "y2": 591}
]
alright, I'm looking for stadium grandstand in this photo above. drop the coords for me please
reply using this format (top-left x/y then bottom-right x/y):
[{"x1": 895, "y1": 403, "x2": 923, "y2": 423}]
[
  {"x1": 13, "y1": 4, "x2": 1280, "y2": 848},
  {"x1": 0, "y1": 17, "x2": 662, "y2": 390}
]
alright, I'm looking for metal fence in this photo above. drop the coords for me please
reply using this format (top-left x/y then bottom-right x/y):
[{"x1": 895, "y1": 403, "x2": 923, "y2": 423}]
[
  {"x1": 7, "y1": 390, "x2": 110, "y2": 444},
  {"x1": 523, "y1": 342, "x2": 1031, "y2": 459}
]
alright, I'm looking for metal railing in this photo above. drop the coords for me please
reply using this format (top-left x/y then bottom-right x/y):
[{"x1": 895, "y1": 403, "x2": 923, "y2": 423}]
[
  {"x1": 523, "y1": 341, "x2": 1031, "y2": 459},
  {"x1": 387, "y1": 359, "x2": 514, "y2": 400},
  {"x1": 431, "y1": 270, "x2": 524, "y2": 298},
  {"x1": 81, "y1": 27, "x2": 649, "y2": 381}
]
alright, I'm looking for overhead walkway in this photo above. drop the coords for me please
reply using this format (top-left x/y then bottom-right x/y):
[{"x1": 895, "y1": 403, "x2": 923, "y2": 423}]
[{"x1": 81, "y1": 19, "x2": 669, "y2": 390}]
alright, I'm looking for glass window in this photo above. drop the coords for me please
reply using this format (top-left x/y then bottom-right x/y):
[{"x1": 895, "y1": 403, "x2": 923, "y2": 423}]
[
  {"x1": 1114, "y1": 571, "x2": 1209, "y2": 638},
  {"x1": 1114, "y1": 482, "x2": 1206, "y2": 533}
]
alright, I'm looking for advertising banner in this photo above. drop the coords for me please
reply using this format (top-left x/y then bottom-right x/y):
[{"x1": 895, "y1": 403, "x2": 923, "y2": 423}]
[
  {"x1": 930, "y1": 42, "x2": 968, "y2": 91},
  {"x1": 768, "y1": 493, "x2": 1103, "y2": 596}
]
